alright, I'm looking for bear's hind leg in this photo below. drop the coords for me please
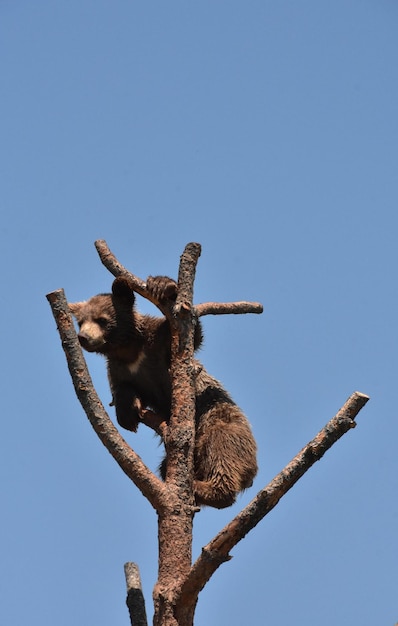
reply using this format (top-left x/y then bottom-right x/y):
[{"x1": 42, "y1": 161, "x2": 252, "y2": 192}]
[{"x1": 193, "y1": 404, "x2": 257, "y2": 509}]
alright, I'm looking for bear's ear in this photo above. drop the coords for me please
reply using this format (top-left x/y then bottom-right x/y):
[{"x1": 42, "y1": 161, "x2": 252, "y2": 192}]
[
  {"x1": 112, "y1": 276, "x2": 135, "y2": 303},
  {"x1": 69, "y1": 302, "x2": 85, "y2": 317}
]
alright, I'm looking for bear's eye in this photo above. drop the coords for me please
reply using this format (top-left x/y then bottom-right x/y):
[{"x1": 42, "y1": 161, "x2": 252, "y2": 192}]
[{"x1": 96, "y1": 317, "x2": 109, "y2": 328}]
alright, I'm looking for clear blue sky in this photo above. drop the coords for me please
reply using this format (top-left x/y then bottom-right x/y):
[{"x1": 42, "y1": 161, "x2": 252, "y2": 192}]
[{"x1": 1, "y1": 2, "x2": 397, "y2": 624}]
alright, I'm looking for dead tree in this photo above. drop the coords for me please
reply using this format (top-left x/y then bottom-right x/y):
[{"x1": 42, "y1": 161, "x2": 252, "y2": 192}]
[{"x1": 46, "y1": 240, "x2": 369, "y2": 626}]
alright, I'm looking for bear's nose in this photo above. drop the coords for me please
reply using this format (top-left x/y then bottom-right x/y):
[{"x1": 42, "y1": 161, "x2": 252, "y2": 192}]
[{"x1": 78, "y1": 333, "x2": 90, "y2": 349}]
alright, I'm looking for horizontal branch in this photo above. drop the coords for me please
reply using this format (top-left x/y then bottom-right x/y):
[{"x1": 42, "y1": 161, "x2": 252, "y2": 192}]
[
  {"x1": 179, "y1": 391, "x2": 369, "y2": 605},
  {"x1": 195, "y1": 301, "x2": 263, "y2": 317},
  {"x1": 46, "y1": 288, "x2": 168, "y2": 511}
]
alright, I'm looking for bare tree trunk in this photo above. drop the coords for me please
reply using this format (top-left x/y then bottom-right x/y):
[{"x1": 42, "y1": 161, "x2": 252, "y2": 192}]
[
  {"x1": 152, "y1": 243, "x2": 200, "y2": 626},
  {"x1": 46, "y1": 240, "x2": 370, "y2": 626}
]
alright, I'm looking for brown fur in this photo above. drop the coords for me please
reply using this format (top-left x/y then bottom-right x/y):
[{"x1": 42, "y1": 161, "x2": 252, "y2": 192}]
[{"x1": 69, "y1": 275, "x2": 257, "y2": 508}]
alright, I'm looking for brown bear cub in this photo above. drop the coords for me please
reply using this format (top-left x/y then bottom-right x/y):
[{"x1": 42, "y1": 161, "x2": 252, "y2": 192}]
[{"x1": 69, "y1": 275, "x2": 257, "y2": 509}]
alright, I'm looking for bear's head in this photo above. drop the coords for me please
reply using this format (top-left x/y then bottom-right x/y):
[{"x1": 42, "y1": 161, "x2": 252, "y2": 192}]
[{"x1": 69, "y1": 277, "x2": 139, "y2": 355}]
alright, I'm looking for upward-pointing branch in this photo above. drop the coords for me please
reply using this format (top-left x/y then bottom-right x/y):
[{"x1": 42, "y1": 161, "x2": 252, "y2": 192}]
[
  {"x1": 46, "y1": 288, "x2": 168, "y2": 511},
  {"x1": 178, "y1": 391, "x2": 369, "y2": 609}
]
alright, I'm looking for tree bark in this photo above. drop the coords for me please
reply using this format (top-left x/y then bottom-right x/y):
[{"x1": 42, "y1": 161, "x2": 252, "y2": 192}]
[{"x1": 152, "y1": 243, "x2": 201, "y2": 626}]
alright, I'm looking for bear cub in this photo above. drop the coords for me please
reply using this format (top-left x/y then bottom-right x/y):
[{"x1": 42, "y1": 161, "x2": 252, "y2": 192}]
[{"x1": 69, "y1": 275, "x2": 257, "y2": 509}]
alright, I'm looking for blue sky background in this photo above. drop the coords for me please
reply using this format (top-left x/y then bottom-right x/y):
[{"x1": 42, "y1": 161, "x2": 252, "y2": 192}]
[{"x1": 1, "y1": 2, "x2": 397, "y2": 624}]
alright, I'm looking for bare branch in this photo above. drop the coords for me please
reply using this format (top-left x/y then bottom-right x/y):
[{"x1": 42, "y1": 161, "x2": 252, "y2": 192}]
[
  {"x1": 95, "y1": 239, "x2": 178, "y2": 317},
  {"x1": 124, "y1": 562, "x2": 148, "y2": 626},
  {"x1": 95, "y1": 239, "x2": 264, "y2": 319},
  {"x1": 95, "y1": 239, "x2": 148, "y2": 295},
  {"x1": 46, "y1": 288, "x2": 168, "y2": 511},
  {"x1": 179, "y1": 391, "x2": 370, "y2": 606},
  {"x1": 174, "y1": 242, "x2": 201, "y2": 313},
  {"x1": 196, "y1": 301, "x2": 263, "y2": 317},
  {"x1": 95, "y1": 239, "x2": 133, "y2": 278}
]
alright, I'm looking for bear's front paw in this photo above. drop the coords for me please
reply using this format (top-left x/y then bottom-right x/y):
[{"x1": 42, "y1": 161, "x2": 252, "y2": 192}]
[
  {"x1": 146, "y1": 275, "x2": 177, "y2": 302},
  {"x1": 112, "y1": 276, "x2": 135, "y2": 301}
]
